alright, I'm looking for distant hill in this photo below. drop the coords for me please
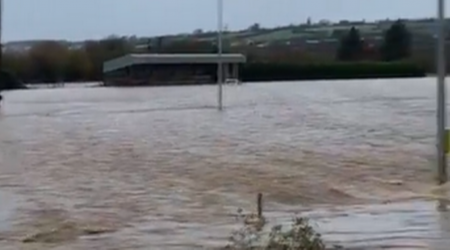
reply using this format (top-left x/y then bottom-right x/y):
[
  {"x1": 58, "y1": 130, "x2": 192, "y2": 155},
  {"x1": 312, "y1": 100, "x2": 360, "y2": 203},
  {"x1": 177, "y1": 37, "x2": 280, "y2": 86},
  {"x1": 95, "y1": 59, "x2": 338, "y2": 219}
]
[{"x1": 2, "y1": 17, "x2": 444, "y2": 52}]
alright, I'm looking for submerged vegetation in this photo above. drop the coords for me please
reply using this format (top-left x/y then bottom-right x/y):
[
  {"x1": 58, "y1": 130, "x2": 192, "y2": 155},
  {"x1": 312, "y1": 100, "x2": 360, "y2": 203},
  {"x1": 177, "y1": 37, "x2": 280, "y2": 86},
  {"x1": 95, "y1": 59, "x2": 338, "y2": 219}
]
[{"x1": 224, "y1": 208, "x2": 327, "y2": 250}]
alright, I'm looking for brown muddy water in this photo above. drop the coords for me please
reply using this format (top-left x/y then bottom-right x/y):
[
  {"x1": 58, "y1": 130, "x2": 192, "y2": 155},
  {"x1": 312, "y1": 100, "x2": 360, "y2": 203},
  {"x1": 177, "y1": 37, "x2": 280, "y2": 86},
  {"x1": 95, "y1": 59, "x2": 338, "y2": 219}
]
[{"x1": 0, "y1": 78, "x2": 449, "y2": 249}]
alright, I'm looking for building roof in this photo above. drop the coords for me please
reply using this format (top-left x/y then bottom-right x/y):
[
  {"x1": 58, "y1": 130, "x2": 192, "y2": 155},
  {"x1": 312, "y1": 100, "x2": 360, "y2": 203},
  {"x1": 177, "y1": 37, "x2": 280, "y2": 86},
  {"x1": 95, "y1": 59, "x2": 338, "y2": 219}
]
[{"x1": 103, "y1": 53, "x2": 247, "y2": 73}]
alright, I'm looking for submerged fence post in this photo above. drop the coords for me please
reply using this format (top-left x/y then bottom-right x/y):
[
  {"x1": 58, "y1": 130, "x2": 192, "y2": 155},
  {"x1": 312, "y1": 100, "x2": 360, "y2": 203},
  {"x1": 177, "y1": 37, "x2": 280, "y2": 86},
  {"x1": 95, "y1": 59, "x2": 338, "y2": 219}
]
[{"x1": 257, "y1": 193, "x2": 263, "y2": 218}]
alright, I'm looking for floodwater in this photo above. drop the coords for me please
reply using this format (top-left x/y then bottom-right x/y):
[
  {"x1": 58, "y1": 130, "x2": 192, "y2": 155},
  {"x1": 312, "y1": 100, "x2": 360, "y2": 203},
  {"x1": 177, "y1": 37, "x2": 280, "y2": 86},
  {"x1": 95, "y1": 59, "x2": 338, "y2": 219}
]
[
  {"x1": 0, "y1": 191, "x2": 19, "y2": 232},
  {"x1": 270, "y1": 200, "x2": 450, "y2": 250},
  {"x1": 0, "y1": 78, "x2": 449, "y2": 249}
]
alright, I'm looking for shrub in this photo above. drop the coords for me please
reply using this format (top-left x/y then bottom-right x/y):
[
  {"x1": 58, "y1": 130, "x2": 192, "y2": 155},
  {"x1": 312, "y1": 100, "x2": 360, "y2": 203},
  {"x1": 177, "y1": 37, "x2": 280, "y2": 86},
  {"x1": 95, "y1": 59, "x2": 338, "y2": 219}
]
[
  {"x1": 241, "y1": 61, "x2": 426, "y2": 82},
  {"x1": 224, "y1": 209, "x2": 326, "y2": 250}
]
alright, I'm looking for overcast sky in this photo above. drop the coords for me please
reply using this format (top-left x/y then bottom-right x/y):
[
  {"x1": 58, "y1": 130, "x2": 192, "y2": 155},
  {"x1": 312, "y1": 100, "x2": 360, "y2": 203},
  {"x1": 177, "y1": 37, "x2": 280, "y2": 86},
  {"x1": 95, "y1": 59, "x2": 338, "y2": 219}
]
[{"x1": 2, "y1": 0, "x2": 441, "y2": 41}]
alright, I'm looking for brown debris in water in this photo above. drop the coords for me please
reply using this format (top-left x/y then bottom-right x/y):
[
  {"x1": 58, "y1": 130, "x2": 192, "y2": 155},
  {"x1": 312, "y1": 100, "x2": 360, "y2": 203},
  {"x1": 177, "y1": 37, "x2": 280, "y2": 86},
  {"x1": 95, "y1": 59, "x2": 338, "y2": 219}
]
[
  {"x1": 18, "y1": 208, "x2": 117, "y2": 244},
  {"x1": 22, "y1": 221, "x2": 115, "y2": 244}
]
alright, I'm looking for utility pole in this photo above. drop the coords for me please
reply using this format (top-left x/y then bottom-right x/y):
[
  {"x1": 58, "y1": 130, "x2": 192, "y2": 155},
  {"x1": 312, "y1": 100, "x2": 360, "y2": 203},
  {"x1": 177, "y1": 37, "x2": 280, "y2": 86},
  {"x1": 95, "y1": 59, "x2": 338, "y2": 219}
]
[
  {"x1": 0, "y1": 0, "x2": 3, "y2": 73},
  {"x1": 217, "y1": 0, "x2": 223, "y2": 111},
  {"x1": 437, "y1": 0, "x2": 448, "y2": 184}
]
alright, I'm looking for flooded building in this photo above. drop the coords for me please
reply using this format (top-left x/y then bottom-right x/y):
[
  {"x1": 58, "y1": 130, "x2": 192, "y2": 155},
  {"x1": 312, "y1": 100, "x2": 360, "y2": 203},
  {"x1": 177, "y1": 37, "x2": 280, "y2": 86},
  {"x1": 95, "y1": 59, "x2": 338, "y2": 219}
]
[{"x1": 102, "y1": 53, "x2": 246, "y2": 86}]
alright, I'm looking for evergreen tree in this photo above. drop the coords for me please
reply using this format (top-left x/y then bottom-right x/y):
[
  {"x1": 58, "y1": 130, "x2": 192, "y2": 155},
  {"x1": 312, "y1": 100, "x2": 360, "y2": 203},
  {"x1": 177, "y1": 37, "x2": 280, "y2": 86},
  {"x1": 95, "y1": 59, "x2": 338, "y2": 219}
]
[
  {"x1": 155, "y1": 37, "x2": 163, "y2": 53},
  {"x1": 380, "y1": 20, "x2": 412, "y2": 61},
  {"x1": 146, "y1": 38, "x2": 153, "y2": 52},
  {"x1": 336, "y1": 27, "x2": 364, "y2": 61}
]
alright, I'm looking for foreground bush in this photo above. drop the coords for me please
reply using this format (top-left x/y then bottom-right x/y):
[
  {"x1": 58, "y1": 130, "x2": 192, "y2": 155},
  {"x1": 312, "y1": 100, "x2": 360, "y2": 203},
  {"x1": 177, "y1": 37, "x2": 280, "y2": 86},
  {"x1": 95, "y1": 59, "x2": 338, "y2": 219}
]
[{"x1": 224, "y1": 209, "x2": 326, "y2": 250}]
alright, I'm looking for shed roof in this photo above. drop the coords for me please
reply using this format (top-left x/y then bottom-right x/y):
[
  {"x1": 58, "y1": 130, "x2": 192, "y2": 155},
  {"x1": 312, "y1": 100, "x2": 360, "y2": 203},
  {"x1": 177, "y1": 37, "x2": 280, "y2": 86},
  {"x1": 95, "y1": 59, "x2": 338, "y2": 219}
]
[{"x1": 103, "y1": 53, "x2": 246, "y2": 73}]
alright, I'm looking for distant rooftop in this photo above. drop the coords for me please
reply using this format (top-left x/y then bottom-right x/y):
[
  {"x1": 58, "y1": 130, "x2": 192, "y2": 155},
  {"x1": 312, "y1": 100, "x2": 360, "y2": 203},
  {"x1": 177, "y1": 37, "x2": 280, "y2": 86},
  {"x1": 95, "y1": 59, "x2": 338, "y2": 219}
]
[{"x1": 103, "y1": 53, "x2": 246, "y2": 73}]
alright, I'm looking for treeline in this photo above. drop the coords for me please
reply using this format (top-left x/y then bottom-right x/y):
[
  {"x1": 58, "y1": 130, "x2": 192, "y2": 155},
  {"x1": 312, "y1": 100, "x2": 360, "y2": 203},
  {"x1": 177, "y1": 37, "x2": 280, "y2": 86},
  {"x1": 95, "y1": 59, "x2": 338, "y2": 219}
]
[
  {"x1": 3, "y1": 39, "x2": 132, "y2": 83},
  {"x1": 336, "y1": 20, "x2": 411, "y2": 62},
  {"x1": 0, "y1": 20, "x2": 428, "y2": 84},
  {"x1": 241, "y1": 20, "x2": 425, "y2": 81}
]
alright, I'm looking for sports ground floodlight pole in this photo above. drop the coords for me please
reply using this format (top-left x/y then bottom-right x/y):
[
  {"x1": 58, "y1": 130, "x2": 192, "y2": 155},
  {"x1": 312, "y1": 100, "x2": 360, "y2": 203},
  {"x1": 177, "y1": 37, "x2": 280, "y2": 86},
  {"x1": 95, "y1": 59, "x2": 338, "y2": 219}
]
[
  {"x1": 0, "y1": 0, "x2": 3, "y2": 73},
  {"x1": 437, "y1": 0, "x2": 448, "y2": 184},
  {"x1": 217, "y1": 0, "x2": 224, "y2": 111}
]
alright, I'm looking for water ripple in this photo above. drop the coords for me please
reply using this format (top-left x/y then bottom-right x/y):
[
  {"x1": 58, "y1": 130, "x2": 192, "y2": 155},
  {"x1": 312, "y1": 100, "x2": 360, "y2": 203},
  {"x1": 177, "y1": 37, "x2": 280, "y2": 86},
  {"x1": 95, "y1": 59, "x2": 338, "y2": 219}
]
[{"x1": 0, "y1": 78, "x2": 447, "y2": 249}]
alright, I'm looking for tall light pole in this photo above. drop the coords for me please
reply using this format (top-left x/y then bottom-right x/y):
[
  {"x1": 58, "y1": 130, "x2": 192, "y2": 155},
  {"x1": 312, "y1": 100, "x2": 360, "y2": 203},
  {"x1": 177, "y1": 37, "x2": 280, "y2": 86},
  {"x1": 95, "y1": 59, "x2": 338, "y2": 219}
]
[
  {"x1": 0, "y1": 0, "x2": 3, "y2": 73},
  {"x1": 217, "y1": 0, "x2": 224, "y2": 111},
  {"x1": 437, "y1": 0, "x2": 448, "y2": 185}
]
